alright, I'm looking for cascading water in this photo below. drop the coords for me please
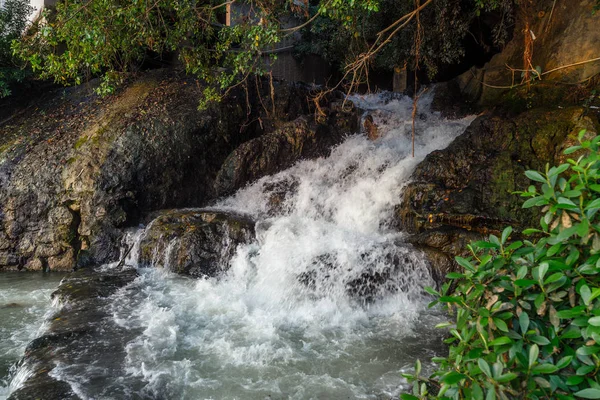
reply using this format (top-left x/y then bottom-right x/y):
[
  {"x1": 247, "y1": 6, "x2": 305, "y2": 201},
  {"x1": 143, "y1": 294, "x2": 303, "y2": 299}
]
[{"x1": 9, "y1": 92, "x2": 475, "y2": 399}]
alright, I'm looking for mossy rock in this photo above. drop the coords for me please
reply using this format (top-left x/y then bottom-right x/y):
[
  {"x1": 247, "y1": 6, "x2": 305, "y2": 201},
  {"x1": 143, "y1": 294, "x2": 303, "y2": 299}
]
[
  {"x1": 397, "y1": 106, "x2": 599, "y2": 278},
  {"x1": 138, "y1": 209, "x2": 255, "y2": 278}
]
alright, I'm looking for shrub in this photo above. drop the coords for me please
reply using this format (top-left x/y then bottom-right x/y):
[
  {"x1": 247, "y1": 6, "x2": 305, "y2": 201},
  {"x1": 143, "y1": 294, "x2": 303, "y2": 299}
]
[
  {"x1": 12, "y1": 0, "x2": 379, "y2": 105},
  {"x1": 402, "y1": 130, "x2": 600, "y2": 399},
  {"x1": 0, "y1": 0, "x2": 32, "y2": 97}
]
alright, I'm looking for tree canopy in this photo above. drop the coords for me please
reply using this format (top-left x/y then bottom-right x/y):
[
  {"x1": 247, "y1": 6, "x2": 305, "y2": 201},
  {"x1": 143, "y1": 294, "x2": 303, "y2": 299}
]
[
  {"x1": 13, "y1": 0, "x2": 516, "y2": 103},
  {"x1": 0, "y1": 0, "x2": 32, "y2": 97}
]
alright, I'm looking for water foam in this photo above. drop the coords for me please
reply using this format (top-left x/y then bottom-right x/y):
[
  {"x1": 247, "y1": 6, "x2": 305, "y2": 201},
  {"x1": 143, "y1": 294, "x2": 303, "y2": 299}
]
[
  {"x1": 56, "y1": 91, "x2": 474, "y2": 399},
  {"x1": 0, "y1": 275, "x2": 65, "y2": 400}
]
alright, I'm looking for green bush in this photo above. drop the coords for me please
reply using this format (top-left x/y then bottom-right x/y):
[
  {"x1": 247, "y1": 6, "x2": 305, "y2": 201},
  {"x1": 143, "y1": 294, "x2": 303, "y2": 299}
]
[
  {"x1": 0, "y1": 0, "x2": 32, "y2": 97},
  {"x1": 11, "y1": 0, "x2": 379, "y2": 105},
  {"x1": 403, "y1": 130, "x2": 600, "y2": 399}
]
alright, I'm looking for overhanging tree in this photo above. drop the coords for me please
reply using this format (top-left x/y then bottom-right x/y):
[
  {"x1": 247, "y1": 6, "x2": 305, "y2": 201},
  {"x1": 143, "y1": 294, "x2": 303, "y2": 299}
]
[
  {"x1": 14, "y1": 0, "x2": 517, "y2": 104},
  {"x1": 0, "y1": 0, "x2": 33, "y2": 97}
]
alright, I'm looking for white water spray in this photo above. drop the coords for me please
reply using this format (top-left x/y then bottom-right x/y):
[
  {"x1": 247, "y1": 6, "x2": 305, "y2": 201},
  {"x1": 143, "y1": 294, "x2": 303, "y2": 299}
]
[
  {"x1": 53, "y1": 92, "x2": 475, "y2": 399},
  {"x1": 0, "y1": 275, "x2": 66, "y2": 400}
]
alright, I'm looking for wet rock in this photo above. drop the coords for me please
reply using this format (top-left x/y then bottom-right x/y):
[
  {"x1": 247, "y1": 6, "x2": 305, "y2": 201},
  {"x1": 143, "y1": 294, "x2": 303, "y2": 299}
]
[
  {"x1": 263, "y1": 177, "x2": 300, "y2": 216},
  {"x1": 346, "y1": 248, "x2": 432, "y2": 303},
  {"x1": 0, "y1": 302, "x2": 22, "y2": 309},
  {"x1": 8, "y1": 267, "x2": 138, "y2": 400},
  {"x1": 430, "y1": 80, "x2": 475, "y2": 119},
  {"x1": 397, "y1": 106, "x2": 599, "y2": 278},
  {"x1": 445, "y1": 0, "x2": 600, "y2": 108},
  {"x1": 298, "y1": 245, "x2": 433, "y2": 304},
  {"x1": 138, "y1": 209, "x2": 255, "y2": 278},
  {"x1": 8, "y1": 377, "x2": 79, "y2": 400},
  {"x1": 364, "y1": 114, "x2": 379, "y2": 140},
  {"x1": 50, "y1": 266, "x2": 138, "y2": 303},
  {"x1": 214, "y1": 101, "x2": 359, "y2": 196},
  {"x1": 0, "y1": 70, "x2": 347, "y2": 272},
  {"x1": 0, "y1": 71, "x2": 251, "y2": 271},
  {"x1": 24, "y1": 257, "x2": 43, "y2": 271}
]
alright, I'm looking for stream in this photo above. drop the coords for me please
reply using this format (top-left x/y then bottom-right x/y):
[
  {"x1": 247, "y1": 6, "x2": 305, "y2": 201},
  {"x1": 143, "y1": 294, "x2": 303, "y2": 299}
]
[
  {"x1": 0, "y1": 273, "x2": 66, "y2": 399},
  {"x1": 4, "y1": 92, "x2": 474, "y2": 399}
]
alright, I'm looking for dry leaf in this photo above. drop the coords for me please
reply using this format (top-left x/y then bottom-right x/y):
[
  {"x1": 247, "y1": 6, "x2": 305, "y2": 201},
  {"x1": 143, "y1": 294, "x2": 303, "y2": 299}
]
[
  {"x1": 486, "y1": 295, "x2": 499, "y2": 310},
  {"x1": 561, "y1": 211, "x2": 572, "y2": 228},
  {"x1": 537, "y1": 301, "x2": 547, "y2": 317}
]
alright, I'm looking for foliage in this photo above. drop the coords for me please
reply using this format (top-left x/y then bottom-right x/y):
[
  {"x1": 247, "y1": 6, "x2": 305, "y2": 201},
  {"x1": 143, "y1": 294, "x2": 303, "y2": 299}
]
[
  {"x1": 12, "y1": 0, "x2": 518, "y2": 102},
  {"x1": 13, "y1": 0, "x2": 379, "y2": 106},
  {"x1": 402, "y1": 131, "x2": 600, "y2": 399},
  {"x1": 0, "y1": 0, "x2": 32, "y2": 97},
  {"x1": 295, "y1": 0, "x2": 515, "y2": 79}
]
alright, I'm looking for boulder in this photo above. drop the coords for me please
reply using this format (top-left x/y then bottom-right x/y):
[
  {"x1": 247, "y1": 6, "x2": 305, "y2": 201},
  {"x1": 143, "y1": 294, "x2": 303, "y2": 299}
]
[
  {"x1": 397, "y1": 106, "x2": 599, "y2": 275},
  {"x1": 446, "y1": 0, "x2": 600, "y2": 108},
  {"x1": 137, "y1": 209, "x2": 255, "y2": 278},
  {"x1": 297, "y1": 244, "x2": 433, "y2": 304},
  {"x1": 0, "y1": 70, "x2": 353, "y2": 271},
  {"x1": 8, "y1": 267, "x2": 139, "y2": 400},
  {"x1": 0, "y1": 71, "x2": 257, "y2": 271},
  {"x1": 214, "y1": 100, "x2": 359, "y2": 196}
]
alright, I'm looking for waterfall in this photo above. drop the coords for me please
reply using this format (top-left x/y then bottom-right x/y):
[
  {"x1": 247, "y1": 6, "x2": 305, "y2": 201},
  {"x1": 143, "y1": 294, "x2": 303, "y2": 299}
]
[{"x1": 35, "y1": 92, "x2": 474, "y2": 399}]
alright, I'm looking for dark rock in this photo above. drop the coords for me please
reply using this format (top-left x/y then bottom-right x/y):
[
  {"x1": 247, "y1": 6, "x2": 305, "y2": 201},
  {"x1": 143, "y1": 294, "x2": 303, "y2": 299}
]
[
  {"x1": 138, "y1": 209, "x2": 255, "y2": 278},
  {"x1": 214, "y1": 101, "x2": 359, "y2": 196},
  {"x1": 345, "y1": 247, "x2": 433, "y2": 303},
  {"x1": 298, "y1": 245, "x2": 433, "y2": 304},
  {"x1": 8, "y1": 267, "x2": 139, "y2": 400},
  {"x1": 50, "y1": 266, "x2": 138, "y2": 303},
  {"x1": 263, "y1": 177, "x2": 300, "y2": 216},
  {"x1": 0, "y1": 71, "x2": 254, "y2": 271},
  {"x1": 446, "y1": 0, "x2": 600, "y2": 108},
  {"x1": 0, "y1": 70, "x2": 350, "y2": 272},
  {"x1": 397, "y1": 106, "x2": 599, "y2": 278},
  {"x1": 8, "y1": 376, "x2": 79, "y2": 400},
  {"x1": 430, "y1": 80, "x2": 475, "y2": 119},
  {"x1": 0, "y1": 302, "x2": 22, "y2": 309}
]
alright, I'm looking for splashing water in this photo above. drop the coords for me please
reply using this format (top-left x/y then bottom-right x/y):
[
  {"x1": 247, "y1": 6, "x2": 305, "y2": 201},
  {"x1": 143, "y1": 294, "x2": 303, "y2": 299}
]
[
  {"x1": 0, "y1": 273, "x2": 65, "y2": 400},
  {"x1": 46, "y1": 92, "x2": 474, "y2": 399}
]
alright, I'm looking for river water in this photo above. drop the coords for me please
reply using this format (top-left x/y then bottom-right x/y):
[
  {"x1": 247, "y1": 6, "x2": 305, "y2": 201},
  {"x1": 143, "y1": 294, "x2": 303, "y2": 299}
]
[
  {"x1": 0, "y1": 273, "x2": 65, "y2": 400},
  {"x1": 5, "y1": 93, "x2": 474, "y2": 399}
]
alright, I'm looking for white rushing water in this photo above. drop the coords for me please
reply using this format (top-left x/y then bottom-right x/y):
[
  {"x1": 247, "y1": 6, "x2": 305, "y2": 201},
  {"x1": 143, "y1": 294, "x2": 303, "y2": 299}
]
[
  {"x1": 0, "y1": 274, "x2": 65, "y2": 400},
  {"x1": 50, "y1": 92, "x2": 474, "y2": 399}
]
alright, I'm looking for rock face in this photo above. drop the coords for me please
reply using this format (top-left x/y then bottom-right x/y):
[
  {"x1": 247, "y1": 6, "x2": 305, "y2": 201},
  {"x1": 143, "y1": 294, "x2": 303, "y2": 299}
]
[
  {"x1": 8, "y1": 267, "x2": 139, "y2": 400},
  {"x1": 450, "y1": 0, "x2": 600, "y2": 107},
  {"x1": 397, "y1": 106, "x2": 599, "y2": 275},
  {"x1": 214, "y1": 100, "x2": 358, "y2": 196},
  {"x1": 424, "y1": 0, "x2": 600, "y2": 276},
  {"x1": 0, "y1": 70, "x2": 358, "y2": 271},
  {"x1": 137, "y1": 209, "x2": 255, "y2": 277}
]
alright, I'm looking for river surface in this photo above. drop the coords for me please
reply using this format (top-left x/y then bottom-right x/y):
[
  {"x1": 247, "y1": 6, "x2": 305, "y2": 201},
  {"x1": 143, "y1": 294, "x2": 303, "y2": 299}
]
[
  {"x1": 5, "y1": 93, "x2": 474, "y2": 399},
  {"x1": 0, "y1": 273, "x2": 65, "y2": 400}
]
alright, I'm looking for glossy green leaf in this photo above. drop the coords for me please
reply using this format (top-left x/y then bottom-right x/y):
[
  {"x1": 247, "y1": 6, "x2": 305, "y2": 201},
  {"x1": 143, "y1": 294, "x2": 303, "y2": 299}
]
[
  {"x1": 519, "y1": 312, "x2": 530, "y2": 334},
  {"x1": 574, "y1": 388, "x2": 600, "y2": 399},
  {"x1": 501, "y1": 227, "x2": 512, "y2": 244},
  {"x1": 478, "y1": 358, "x2": 492, "y2": 377},
  {"x1": 525, "y1": 170, "x2": 547, "y2": 183},
  {"x1": 441, "y1": 371, "x2": 467, "y2": 384},
  {"x1": 530, "y1": 336, "x2": 550, "y2": 345},
  {"x1": 532, "y1": 364, "x2": 558, "y2": 374},
  {"x1": 495, "y1": 373, "x2": 517, "y2": 383},
  {"x1": 529, "y1": 344, "x2": 539, "y2": 369},
  {"x1": 556, "y1": 355, "x2": 573, "y2": 369},
  {"x1": 489, "y1": 336, "x2": 512, "y2": 346}
]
